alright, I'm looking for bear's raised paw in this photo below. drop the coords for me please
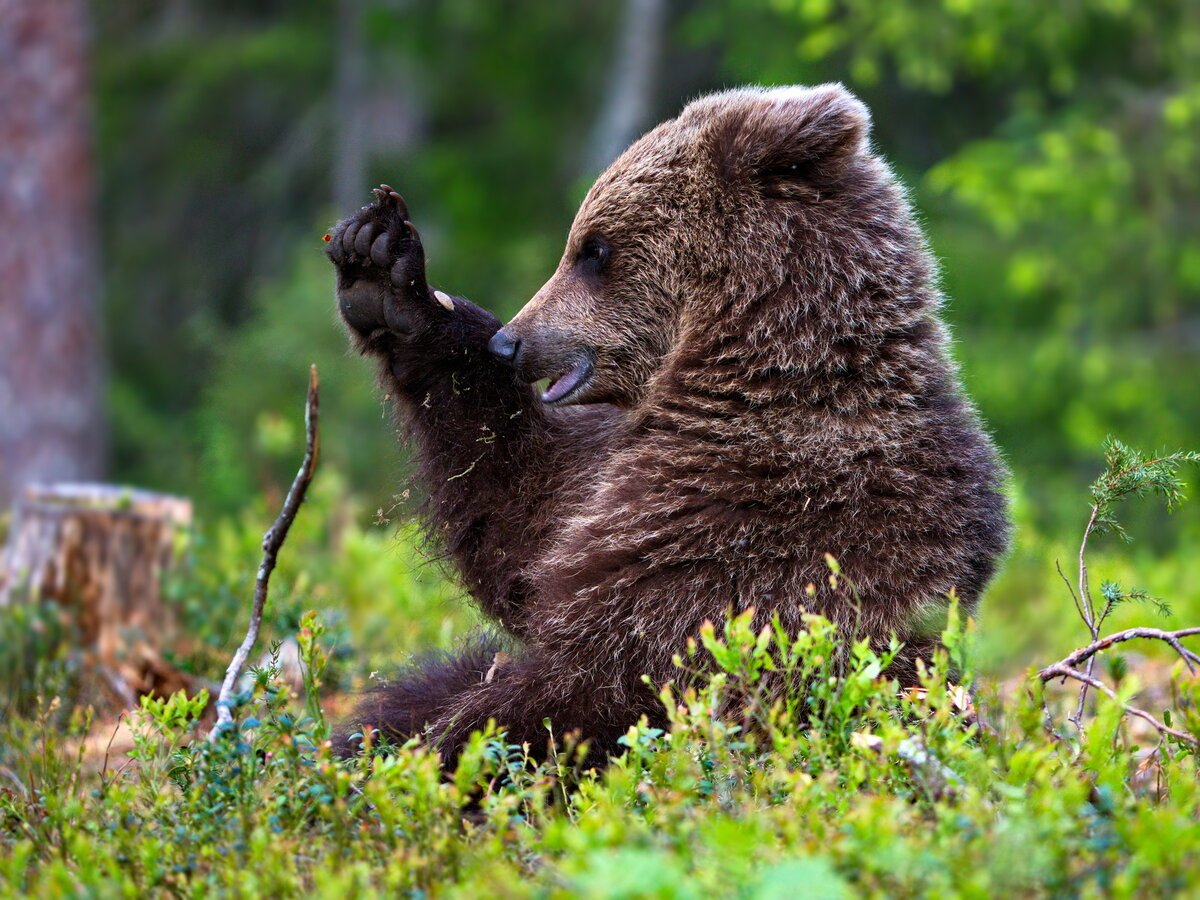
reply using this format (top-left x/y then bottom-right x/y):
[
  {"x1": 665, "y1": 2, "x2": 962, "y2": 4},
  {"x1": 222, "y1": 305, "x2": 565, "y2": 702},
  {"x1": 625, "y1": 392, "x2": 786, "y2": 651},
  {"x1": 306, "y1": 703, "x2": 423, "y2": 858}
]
[{"x1": 326, "y1": 185, "x2": 441, "y2": 337}]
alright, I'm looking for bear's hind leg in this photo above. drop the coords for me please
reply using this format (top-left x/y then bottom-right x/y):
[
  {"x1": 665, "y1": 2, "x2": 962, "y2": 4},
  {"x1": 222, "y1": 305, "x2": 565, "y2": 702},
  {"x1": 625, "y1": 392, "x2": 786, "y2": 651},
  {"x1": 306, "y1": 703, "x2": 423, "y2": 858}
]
[{"x1": 335, "y1": 633, "x2": 509, "y2": 757}]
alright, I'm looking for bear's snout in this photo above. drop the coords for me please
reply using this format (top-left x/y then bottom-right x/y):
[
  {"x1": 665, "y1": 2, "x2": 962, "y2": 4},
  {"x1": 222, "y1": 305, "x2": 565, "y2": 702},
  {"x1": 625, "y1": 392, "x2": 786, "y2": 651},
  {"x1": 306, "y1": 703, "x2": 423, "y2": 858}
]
[
  {"x1": 491, "y1": 321, "x2": 597, "y2": 406},
  {"x1": 487, "y1": 328, "x2": 521, "y2": 365}
]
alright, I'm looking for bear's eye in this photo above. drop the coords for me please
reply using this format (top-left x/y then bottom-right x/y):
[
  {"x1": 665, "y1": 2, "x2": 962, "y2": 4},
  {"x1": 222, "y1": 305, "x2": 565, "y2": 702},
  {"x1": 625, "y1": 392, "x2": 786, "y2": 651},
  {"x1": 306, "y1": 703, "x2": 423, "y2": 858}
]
[{"x1": 576, "y1": 235, "x2": 611, "y2": 275}]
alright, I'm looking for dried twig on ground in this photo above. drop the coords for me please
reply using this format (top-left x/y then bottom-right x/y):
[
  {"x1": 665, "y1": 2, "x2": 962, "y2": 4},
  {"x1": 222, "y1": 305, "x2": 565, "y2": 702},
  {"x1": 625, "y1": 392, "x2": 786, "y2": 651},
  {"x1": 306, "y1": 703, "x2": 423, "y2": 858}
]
[
  {"x1": 1039, "y1": 661, "x2": 1197, "y2": 747},
  {"x1": 1040, "y1": 627, "x2": 1200, "y2": 680},
  {"x1": 211, "y1": 366, "x2": 320, "y2": 738}
]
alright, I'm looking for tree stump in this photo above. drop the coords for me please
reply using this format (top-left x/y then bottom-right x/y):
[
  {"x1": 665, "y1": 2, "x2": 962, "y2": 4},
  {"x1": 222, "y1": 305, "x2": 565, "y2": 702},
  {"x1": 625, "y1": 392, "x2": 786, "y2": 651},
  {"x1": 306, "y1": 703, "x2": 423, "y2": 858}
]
[{"x1": 0, "y1": 483, "x2": 193, "y2": 705}]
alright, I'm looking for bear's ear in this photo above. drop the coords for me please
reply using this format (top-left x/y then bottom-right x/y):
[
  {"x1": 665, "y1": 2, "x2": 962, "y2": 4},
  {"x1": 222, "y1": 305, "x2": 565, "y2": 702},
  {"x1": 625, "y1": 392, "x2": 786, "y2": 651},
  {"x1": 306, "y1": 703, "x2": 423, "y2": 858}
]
[{"x1": 716, "y1": 83, "x2": 871, "y2": 195}]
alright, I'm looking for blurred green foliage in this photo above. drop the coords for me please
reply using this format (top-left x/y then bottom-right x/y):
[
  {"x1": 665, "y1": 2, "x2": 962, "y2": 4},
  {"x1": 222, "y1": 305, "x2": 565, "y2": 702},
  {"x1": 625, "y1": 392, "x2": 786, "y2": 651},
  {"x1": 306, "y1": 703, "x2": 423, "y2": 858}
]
[{"x1": 87, "y1": 0, "x2": 1199, "y2": 676}]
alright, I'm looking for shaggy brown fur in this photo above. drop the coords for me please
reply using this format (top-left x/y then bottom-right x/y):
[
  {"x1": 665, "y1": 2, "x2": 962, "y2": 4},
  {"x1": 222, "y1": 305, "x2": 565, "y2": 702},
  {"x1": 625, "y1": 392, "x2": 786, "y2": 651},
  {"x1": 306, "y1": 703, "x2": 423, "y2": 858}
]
[{"x1": 325, "y1": 83, "x2": 1010, "y2": 762}]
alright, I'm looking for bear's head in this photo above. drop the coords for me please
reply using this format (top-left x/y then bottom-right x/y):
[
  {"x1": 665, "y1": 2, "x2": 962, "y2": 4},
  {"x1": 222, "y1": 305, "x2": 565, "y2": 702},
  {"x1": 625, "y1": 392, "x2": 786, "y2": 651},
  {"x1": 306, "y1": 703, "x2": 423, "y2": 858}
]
[{"x1": 489, "y1": 83, "x2": 895, "y2": 409}]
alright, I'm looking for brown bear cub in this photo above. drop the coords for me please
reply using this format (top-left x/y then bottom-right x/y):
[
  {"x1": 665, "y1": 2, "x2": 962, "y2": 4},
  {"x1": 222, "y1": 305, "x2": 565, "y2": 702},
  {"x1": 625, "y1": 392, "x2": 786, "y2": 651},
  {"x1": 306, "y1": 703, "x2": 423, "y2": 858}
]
[{"x1": 325, "y1": 84, "x2": 1010, "y2": 763}]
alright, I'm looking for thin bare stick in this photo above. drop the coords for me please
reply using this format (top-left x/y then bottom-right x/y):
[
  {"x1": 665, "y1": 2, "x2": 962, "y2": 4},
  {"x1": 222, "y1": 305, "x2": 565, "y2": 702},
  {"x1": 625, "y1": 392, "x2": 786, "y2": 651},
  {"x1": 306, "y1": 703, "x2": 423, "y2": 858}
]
[
  {"x1": 1056, "y1": 559, "x2": 1085, "y2": 627},
  {"x1": 211, "y1": 366, "x2": 320, "y2": 738},
  {"x1": 1077, "y1": 506, "x2": 1099, "y2": 632},
  {"x1": 1040, "y1": 663, "x2": 1197, "y2": 747},
  {"x1": 98, "y1": 712, "x2": 126, "y2": 789},
  {"x1": 1040, "y1": 627, "x2": 1200, "y2": 680},
  {"x1": 1072, "y1": 505, "x2": 1101, "y2": 726}
]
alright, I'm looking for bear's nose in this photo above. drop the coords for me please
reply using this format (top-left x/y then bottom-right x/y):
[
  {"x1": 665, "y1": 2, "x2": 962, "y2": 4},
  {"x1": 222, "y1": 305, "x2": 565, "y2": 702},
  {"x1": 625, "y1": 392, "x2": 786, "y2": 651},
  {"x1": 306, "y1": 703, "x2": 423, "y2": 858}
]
[{"x1": 488, "y1": 328, "x2": 520, "y2": 365}]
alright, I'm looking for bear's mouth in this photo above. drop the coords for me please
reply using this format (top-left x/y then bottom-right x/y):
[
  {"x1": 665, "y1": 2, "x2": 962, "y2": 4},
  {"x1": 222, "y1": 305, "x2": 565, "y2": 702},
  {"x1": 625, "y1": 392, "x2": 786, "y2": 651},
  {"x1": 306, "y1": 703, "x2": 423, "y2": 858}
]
[{"x1": 541, "y1": 356, "x2": 594, "y2": 405}]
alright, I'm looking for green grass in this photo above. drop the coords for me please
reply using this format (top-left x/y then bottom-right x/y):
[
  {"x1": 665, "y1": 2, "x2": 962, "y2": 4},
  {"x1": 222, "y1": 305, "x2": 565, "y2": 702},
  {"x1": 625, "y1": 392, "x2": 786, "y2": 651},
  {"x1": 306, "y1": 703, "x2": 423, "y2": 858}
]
[
  {"x1": 2, "y1": 441, "x2": 1199, "y2": 897},
  {"x1": 2, "y1": 608, "x2": 1198, "y2": 897}
]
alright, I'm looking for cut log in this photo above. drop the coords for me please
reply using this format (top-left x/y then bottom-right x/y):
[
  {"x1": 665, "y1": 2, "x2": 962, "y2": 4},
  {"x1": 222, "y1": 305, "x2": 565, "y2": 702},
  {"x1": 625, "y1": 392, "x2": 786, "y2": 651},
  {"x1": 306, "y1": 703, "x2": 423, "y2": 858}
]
[{"x1": 0, "y1": 483, "x2": 193, "y2": 704}]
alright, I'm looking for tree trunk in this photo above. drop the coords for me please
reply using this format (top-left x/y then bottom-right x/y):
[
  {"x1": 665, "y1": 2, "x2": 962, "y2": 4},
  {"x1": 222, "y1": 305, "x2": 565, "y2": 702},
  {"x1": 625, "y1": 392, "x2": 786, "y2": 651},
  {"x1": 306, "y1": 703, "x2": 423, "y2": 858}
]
[
  {"x1": 0, "y1": 0, "x2": 107, "y2": 510},
  {"x1": 583, "y1": 0, "x2": 667, "y2": 176},
  {"x1": 0, "y1": 484, "x2": 193, "y2": 704}
]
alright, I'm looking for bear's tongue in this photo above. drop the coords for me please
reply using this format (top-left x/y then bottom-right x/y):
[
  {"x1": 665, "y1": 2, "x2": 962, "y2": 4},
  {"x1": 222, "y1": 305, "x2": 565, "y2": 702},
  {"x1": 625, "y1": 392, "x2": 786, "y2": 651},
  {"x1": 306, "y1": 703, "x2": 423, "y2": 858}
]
[{"x1": 541, "y1": 358, "x2": 592, "y2": 404}]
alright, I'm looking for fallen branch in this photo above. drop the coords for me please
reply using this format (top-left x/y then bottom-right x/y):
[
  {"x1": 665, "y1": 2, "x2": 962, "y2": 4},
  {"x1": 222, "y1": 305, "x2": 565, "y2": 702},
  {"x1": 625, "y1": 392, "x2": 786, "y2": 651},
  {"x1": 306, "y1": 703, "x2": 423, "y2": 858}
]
[
  {"x1": 1039, "y1": 662, "x2": 1197, "y2": 747},
  {"x1": 1038, "y1": 627, "x2": 1200, "y2": 681},
  {"x1": 211, "y1": 366, "x2": 320, "y2": 738}
]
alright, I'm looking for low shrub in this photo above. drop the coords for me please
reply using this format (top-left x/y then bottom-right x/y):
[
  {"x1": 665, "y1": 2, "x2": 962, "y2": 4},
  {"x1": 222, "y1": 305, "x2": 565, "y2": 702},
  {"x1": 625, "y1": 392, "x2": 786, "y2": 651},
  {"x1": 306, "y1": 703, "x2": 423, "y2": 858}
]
[
  {"x1": 1, "y1": 599, "x2": 1197, "y2": 896},
  {"x1": 1, "y1": 439, "x2": 1197, "y2": 897}
]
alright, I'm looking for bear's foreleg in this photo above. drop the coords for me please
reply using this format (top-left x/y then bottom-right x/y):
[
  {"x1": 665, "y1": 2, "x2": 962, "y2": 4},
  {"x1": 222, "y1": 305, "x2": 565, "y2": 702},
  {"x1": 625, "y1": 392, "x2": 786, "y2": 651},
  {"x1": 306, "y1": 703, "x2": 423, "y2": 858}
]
[{"x1": 327, "y1": 188, "x2": 611, "y2": 629}]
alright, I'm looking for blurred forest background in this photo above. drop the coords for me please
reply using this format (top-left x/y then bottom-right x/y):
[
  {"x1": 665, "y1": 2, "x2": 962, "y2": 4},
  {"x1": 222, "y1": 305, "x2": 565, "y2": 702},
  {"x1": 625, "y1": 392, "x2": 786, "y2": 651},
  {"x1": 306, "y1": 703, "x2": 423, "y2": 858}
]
[{"x1": 3, "y1": 0, "x2": 1198, "y2": 684}]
